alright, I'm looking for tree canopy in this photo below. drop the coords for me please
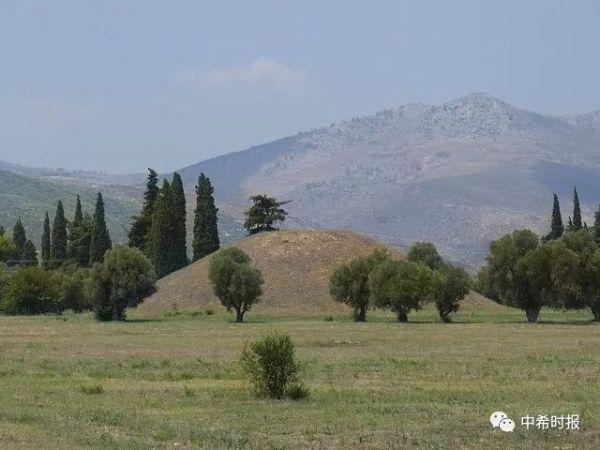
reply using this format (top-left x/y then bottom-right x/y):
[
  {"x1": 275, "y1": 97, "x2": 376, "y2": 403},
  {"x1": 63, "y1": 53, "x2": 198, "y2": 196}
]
[{"x1": 243, "y1": 195, "x2": 289, "y2": 235}]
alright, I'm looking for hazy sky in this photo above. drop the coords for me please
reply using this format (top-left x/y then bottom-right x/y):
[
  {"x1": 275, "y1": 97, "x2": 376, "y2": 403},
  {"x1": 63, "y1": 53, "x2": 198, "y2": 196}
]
[{"x1": 0, "y1": 0, "x2": 599, "y2": 173}]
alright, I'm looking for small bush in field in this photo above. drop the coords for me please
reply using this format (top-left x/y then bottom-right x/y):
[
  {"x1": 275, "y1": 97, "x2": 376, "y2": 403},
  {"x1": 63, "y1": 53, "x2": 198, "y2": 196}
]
[
  {"x1": 80, "y1": 384, "x2": 103, "y2": 395},
  {"x1": 204, "y1": 308, "x2": 215, "y2": 316},
  {"x1": 324, "y1": 315, "x2": 333, "y2": 321},
  {"x1": 240, "y1": 332, "x2": 305, "y2": 399},
  {"x1": 286, "y1": 383, "x2": 310, "y2": 400}
]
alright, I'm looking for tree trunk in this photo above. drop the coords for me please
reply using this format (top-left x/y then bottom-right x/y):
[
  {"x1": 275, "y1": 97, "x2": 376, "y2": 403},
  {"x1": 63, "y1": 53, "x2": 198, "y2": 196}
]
[
  {"x1": 397, "y1": 310, "x2": 408, "y2": 323},
  {"x1": 354, "y1": 306, "x2": 366, "y2": 322},
  {"x1": 591, "y1": 305, "x2": 600, "y2": 322},
  {"x1": 235, "y1": 308, "x2": 245, "y2": 323},
  {"x1": 525, "y1": 307, "x2": 540, "y2": 323}
]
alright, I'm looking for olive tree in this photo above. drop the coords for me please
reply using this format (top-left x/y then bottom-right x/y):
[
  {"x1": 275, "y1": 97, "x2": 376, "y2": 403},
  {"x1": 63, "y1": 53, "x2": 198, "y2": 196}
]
[
  {"x1": 87, "y1": 246, "x2": 156, "y2": 321},
  {"x1": 430, "y1": 263, "x2": 471, "y2": 322},
  {"x1": 407, "y1": 242, "x2": 444, "y2": 270},
  {"x1": 329, "y1": 248, "x2": 389, "y2": 321},
  {"x1": 369, "y1": 259, "x2": 433, "y2": 322},
  {"x1": 208, "y1": 247, "x2": 263, "y2": 322}
]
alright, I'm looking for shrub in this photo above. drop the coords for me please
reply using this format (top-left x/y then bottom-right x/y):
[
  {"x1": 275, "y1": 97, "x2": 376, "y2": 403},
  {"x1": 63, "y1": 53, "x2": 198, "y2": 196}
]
[
  {"x1": 0, "y1": 267, "x2": 62, "y2": 315},
  {"x1": 87, "y1": 246, "x2": 156, "y2": 321},
  {"x1": 79, "y1": 384, "x2": 104, "y2": 395},
  {"x1": 204, "y1": 308, "x2": 215, "y2": 316},
  {"x1": 240, "y1": 332, "x2": 302, "y2": 399},
  {"x1": 286, "y1": 383, "x2": 310, "y2": 401}
]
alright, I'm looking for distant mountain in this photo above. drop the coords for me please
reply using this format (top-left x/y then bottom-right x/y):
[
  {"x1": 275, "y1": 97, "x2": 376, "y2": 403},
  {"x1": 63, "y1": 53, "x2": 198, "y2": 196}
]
[
  {"x1": 177, "y1": 93, "x2": 600, "y2": 268},
  {"x1": 0, "y1": 169, "x2": 141, "y2": 247}
]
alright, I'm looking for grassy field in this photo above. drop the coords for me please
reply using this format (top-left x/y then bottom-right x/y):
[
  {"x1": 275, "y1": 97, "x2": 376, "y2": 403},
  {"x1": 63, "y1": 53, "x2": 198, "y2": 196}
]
[{"x1": 1, "y1": 305, "x2": 599, "y2": 449}]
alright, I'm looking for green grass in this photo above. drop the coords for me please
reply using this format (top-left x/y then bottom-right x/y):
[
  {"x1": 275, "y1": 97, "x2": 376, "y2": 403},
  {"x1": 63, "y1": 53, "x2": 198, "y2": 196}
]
[{"x1": 0, "y1": 306, "x2": 599, "y2": 449}]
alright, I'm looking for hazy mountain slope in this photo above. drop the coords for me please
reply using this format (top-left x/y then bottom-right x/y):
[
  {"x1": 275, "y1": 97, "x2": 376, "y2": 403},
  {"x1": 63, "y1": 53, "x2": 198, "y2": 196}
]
[
  {"x1": 0, "y1": 170, "x2": 140, "y2": 246},
  {"x1": 177, "y1": 93, "x2": 600, "y2": 268}
]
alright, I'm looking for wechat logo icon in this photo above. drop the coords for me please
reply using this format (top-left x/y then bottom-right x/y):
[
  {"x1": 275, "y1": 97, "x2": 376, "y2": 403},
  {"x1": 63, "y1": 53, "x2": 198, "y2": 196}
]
[{"x1": 490, "y1": 411, "x2": 515, "y2": 433}]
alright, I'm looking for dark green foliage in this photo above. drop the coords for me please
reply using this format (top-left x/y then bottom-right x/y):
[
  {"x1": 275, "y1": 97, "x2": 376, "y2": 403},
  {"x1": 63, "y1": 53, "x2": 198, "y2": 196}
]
[
  {"x1": 192, "y1": 173, "x2": 220, "y2": 261},
  {"x1": 12, "y1": 218, "x2": 26, "y2": 257},
  {"x1": 41, "y1": 212, "x2": 51, "y2": 269},
  {"x1": 0, "y1": 235, "x2": 17, "y2": 263},
  {"x1": 21, "y1": 240, "x2": 38, "y2": 267},
  {"x1": 89, "y1": 193, "x2": 112, "y2": 265},
  {"x1": 571, "y1": 187, "x2": 582, "y2": 231},
  {"x1": 87, "y1": 246, "x2": 156, "y2": 321},
  {"x1": 593, "y1": 206, "x2": 600, "y2": 245},
  {"x1": 369, "y1": 259, "x2": 433, "y2": 322},
  {"x1": 240, "y1": 332, "x2": 303, "y2": 399},
  {"x1": 128, "y1": 169, "x2": 159, "y2": 252},
  {"x1": 147, "y1": 180, "x2": 179, "y2": 278},
  {"x1": 208, "y1": 247, "x2": 263, "y2": 322},
  {"x1": 0, "y1": 225, "x2": 4, "y2": 235},
  {"x1": 67, "y1": 196, "x2": 92, "y2": 267},
  {"x1": 329, "y1": 248, "x2": 389, "y2": 321},
  {"x1": 544, "y1": 193, "x2": 564, "y2": 241},
  {"x1": 430, "y1": 263, "x2": 470, "y2": 322},
  {"x1": 170, "y1": 172, "x2": 188, "y2": 269},
  {"x1": 0, "y1": 267, "x2": 62, "y2": 315},
  {"x1": 243, "y1": 194, "x2": 289, "y2": 235},
  {"x1": 50, "y1": 201, "x2": 68, "y2": 268},
  {"x1": 59, "y1": 269, "x2": 88, "y2": 313},
  {"x1": 407, "y1": 242, "x2": 443, "y2": 270}
]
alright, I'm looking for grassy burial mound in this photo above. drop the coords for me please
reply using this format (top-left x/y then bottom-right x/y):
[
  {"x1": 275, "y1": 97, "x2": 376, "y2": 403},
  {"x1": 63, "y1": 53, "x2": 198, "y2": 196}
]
[
  {"x1": 140, "y1": 230, "x2": 396, "y2": 315},
  {"x1": 139, "y1": 229, "x2": 503, "y2": 317}
]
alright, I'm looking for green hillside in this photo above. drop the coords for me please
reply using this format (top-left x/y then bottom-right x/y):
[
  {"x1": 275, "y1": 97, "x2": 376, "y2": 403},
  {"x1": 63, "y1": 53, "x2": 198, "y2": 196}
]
[{"x1": 0, "y1": 170, "x2": 140, "y2": 246}]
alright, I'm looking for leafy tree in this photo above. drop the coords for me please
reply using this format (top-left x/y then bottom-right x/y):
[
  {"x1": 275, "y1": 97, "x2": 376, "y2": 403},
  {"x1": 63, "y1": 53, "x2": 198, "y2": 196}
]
[
  {"x1": 369, "y1": 259, "x2": 433, "y2": 322},
  {"x1": 67, "y1": 196, "x2": 92, "y2": 267},
  {"x1": 170, "y1": 172, "x2": 188, "y2": 269},
  {"x1": 208, "y1": 247, "x2": 263, "y2": 322},
  {"x1": 89, "y1": 193, "x2": 112, "y2": 264},
  {"x1": 407, "y1": 242, "x2": 444, "y2": 270},
  {"x1": 41, "y1": 212, "x2": 51, "y2": 269},
  {"x1": 59, "y1": 269, "x2": 88, "y2": 313},
  {"x1": 571, "y1": 187, "x2": 583, "y2": 231},
  {"x1": 147, "y1": 180, "x2": 178, "y2": 278},
  {"x1": 192, "y1": 173, "x2": 220, "y2": 261},
  {"x1": 561, "y1": 230, "x2": 600, "y2": 320},
  {"x1": 0, "y1": 235, "x2": 17, "y2": 263},
  {"x1": 12, "y1": 218, "x2": 26, "y2": 259},
  {"x1": 544, "y1": 193, "x2": 564, "y2": 241},
  {"x1": 244, "y1": 194, "x2": 289, "y2": 235},
  {"x1": 0, "y1": 268, "x2": 62, "y2": 315},
  {"x1": 329, "y1": 249, "x2": 389, "y2": 321},
  {"x1": 240, "y1": 332, "x2": 304, "y2": 399},
  {"x1": 87, "y1": 246, "x2": 156, "y2": 321},
  {"x1": 128, "y1": 169, "x2": 160, "y2": 252},
  {"x1": 430, "y1": 263, "x2": 470, "y2": 322},
  {"x1": 21, "y1": 240, "x2": 38, "y2": 267},
  {"x1": 50, "y1": 201, "x2": 68, "y2": 267}
]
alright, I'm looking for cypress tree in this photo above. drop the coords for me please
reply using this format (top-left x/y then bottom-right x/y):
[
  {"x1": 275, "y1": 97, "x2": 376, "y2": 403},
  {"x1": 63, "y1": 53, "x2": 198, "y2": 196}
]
[
  {"x1": 12, "y1": 218, "x2": 27, "y2": 261},
  {"x1": 171, "y1": 172, "x2": 188, "y2": 269},
  {"x1": 41, "y1": 212, "x2": 51, "y2": 269},
  {"x1": 147, "y1": 180, "x2": 178, "y2": 278},
  {"x1": 128, "y1": 169, "x2": 159, "y2": 252},
  {"x1": 594, "y1": 206, "x2": 600, "y2": 244},
  {"x1": 89, "y1": 193, "x2": 112, "y2": 264},
  {"x1": 192, "y1": 173, "x2": 220, "y2": 261},
  {"x1": 22, "y1": 240, "x2": 38, "y2": 267},
  {"x1": 0, "y1": 225, "x2": 4, "y2": 236},
  {"x1": 545, "y1": 193, "x2": 564, "y2": 241},
  {"x1": 68, "y1": 195, "x2": 92, "y2": 266},
  {"x1": 572, "y1": 187, "x2": 582, "y2": 231},
  {"x1": 50, "y1": 201, "x2": 68, "y2": 267}
]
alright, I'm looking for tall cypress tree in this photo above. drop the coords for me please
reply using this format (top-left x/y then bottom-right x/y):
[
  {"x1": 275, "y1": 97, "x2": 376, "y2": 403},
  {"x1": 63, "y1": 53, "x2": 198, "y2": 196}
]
[
  {"x1": 41, "y1": 212, "x2": 51, "y2": 269},
  {"x1": 12, "y1": 218, "x2": 27, "y2": 259},
  {"x1": 68, "y1": 195, "x2": 92, "y2": 266},
  {"x1": 128, "y1": 169, "x2": 159, "y2": 252},
  {"x1": 89, "y1": 193, "x2": 112, "y2": 264},
  {"x1": 192, "y1": 173, "x2": 220, "y2": 261},
  {"x1": 147, "y1": 180, "x2": 178, "y2": 278},
  {"x1": 171, "y1": 172, "x2": 188, "y2": 269},
  {"x1": 50, "y1": 201, "x2": 68, "y2": 267},
  {"x1": 593, "y1": 205, "x2": 600, "y2": 244},
  {"x1": 545, "y1": 193, "x2": 564, "y2": 241},
  {"x1": 22, "y1": 240, "x2": 38, "y2": 267},
  {"x1": 572, "y1": 186, "x2": 582, "y2": 231}
]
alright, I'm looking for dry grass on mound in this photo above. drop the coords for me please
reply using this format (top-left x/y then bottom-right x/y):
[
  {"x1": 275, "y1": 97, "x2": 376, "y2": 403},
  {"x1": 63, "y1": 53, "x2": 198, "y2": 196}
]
[{"x1": 140, "y1": 230, "x2": 402, "y2": 315}]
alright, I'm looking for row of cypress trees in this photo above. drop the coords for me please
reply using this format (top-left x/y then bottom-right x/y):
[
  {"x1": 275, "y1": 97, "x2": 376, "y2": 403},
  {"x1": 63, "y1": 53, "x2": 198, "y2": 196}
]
[
  {"x1": 41, "y1": 193, "x2": 112, "y2": 268},
  {"x1": 545, "y1": 187, "x2": 600, "y2": 242},
  {"x1": 127, "y1": 170, "x2": 220, "y2": 278}
]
